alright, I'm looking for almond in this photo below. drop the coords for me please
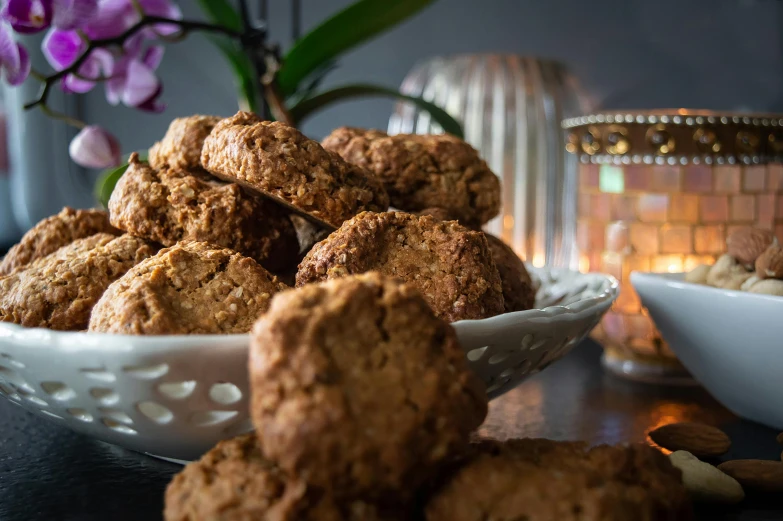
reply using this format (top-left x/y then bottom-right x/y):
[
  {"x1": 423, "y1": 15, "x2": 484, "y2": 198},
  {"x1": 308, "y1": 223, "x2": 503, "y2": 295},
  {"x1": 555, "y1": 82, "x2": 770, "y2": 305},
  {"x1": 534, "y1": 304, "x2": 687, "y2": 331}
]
[
  {"x1": 726, "y1": 227, "x2": 775, "y2": 267},
  {"x1": 649, "y1": 422, "x2": 731, "y2": 457},
  {"x1": 669, "y1": 451, "x2": 745, "y2": 504},
  {"x1": 717, "y1": 460, "x2": 783, "y2": 493},
  {"x1": 755, "y1": 243, "x2": 783, "y2": 279}
]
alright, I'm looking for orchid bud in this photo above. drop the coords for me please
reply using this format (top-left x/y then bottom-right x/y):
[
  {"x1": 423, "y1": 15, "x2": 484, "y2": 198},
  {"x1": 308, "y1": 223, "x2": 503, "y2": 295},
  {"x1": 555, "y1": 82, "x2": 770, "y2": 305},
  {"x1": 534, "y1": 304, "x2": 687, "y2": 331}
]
[{"x1": 69, "y1": 125, "x2": 121, "y2": 169}]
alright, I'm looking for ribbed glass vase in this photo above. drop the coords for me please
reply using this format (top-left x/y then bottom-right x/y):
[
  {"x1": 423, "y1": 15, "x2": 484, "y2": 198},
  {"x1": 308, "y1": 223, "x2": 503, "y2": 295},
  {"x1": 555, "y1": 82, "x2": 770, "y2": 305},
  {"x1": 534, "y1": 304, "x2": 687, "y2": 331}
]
[{"x1": 389, "y1": 54, "x2": 588, "y2": 269}]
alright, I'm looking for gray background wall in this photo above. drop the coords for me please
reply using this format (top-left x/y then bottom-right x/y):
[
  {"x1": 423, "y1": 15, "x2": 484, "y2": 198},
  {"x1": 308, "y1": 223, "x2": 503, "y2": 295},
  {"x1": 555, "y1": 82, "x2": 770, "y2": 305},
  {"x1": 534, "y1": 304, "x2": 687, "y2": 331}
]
[{"x1": 82, "y1": 0, "x2": 783, "y2": 149}]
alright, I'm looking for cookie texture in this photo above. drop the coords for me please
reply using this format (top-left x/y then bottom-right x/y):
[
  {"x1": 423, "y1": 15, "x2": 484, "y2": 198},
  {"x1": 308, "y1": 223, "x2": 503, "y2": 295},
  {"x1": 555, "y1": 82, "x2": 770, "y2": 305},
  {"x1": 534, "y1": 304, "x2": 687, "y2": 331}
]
[
  {"x1": 109, "y1": 154, "x2": 299, "y2": 273},
  {"x1": 322, "y1": 127, "x2": 500, "y2": 226},
  {"x1": 296, "y1": 212, "x2": 504, "y2": 322},
  {"x1": 164, "y1": 433, "x2": 398, "y2": 521},
  {"x1": 149, "y1": 114, "x2": 222, "y2": 170},
  {"x1": 0, "y1": 234, "x2": 158, "y2": 330},
  {"x1": 484, "y1": 234, "x2": 535, "y2": 312},
  {"x1": 200, "y1": 111, "x2": 389, "y2": 228},
  {"x1": 0, "y1": 207, "x2": 119, "y2": 276},
  {"x1": 426, "y1": 439, "x2": 692, "y2": 521},
  {"x1": 250, "y1": 273, "x2": 488, "y2": 500},
  {"x1": 89, "y1": 241, "x2": 288, "y2": 335}
]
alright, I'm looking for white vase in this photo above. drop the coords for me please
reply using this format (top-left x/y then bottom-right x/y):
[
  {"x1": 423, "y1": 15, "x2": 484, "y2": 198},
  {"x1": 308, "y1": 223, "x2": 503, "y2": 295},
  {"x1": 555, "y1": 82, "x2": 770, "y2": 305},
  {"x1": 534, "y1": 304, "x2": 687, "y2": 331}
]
[{"x1": 389, "y1": 54, "x2": 590, "y2": 269}]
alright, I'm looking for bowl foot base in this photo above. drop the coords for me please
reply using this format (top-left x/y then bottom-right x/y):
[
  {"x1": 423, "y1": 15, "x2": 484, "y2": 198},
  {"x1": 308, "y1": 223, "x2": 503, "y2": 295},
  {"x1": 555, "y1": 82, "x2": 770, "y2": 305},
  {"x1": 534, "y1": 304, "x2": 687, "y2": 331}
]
[
  {"x1": 145, "y1": 453, "x2": 190, "y2": 465},
  {"x1": 601, "y1": 352, "x2": 698, "y2": 386}
]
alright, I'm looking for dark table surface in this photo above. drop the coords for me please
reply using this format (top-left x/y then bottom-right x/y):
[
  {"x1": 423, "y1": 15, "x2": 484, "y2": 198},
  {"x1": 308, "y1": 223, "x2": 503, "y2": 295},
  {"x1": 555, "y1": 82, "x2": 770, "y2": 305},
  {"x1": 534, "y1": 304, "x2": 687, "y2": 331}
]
[{"x1": 1, "y1": 340, "x2": 781, "y2": 521}]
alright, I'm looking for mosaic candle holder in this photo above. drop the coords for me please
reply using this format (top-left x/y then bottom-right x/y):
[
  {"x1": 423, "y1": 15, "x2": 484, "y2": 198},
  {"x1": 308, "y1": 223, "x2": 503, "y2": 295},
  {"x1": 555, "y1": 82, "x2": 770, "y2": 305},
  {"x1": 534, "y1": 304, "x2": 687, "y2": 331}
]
[{"x1": 563, "y1": 111, "x2": 783, "y2": 383}]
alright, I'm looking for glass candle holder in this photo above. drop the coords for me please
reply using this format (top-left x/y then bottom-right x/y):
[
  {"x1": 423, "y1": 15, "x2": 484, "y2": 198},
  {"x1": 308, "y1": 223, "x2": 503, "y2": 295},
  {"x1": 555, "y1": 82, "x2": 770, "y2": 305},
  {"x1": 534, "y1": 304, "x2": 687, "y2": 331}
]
[
  {"x1": 563, "y1": 110, "x2": 783, "y2": 384},
  {"x1": 389, "y1": 54, "x2": 589, "y2": 269}
]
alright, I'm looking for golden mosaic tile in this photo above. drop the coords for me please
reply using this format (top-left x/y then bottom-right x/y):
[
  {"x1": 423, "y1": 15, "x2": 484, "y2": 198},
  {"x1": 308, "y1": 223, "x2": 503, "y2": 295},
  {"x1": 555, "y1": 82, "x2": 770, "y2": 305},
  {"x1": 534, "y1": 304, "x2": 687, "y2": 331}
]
[
  {"x1": 650, "y1": 165, "x2": 682, "y2": 192},
  {"x1": 684, "y1": 254, "x2": 716, "y2": 271},
  {"x1": 628, "y1": 337, "x2": 659, "y2": 357},
  {"x1": 742, "y1": 165, "x2": 767, "y2": 192},
  {"x1": 579, "y1": 163, "x2": 599, "y2": 189},
  {"x1": 602, "y1": 312, "x2": 627, "y2": 341},
  {"x1": 630, "y1": 223, "x2": 660, "y2": 254},
  {"x1": 682, "y1": 164, "x2": 714, "y2": 193},
  {"x1": 611, "y1": 194, "x2": 637, "y2": 221},
  {"x1": 637, "y1": 194, "x2": 669, "y2": 222},
  {"x1": 668, "y1": 194, "x2": 699, "y2": 223},
  {"x1": 714, "y1": 165, "x2": 741, "y2": 193},
  {"x1": 776, "y1": 224, "x2": 783, "y2": 245},
  {"x1": 768, "y1": 164, "x2": 783, "y2": 191},
  {"x1": 757, "y1": 194, "x2": 776, "y2": 229},
  {"x1": 577, "y1": 220, "x2": 605, "y2": 252},
  {"x1": 605, "y1": 222, "x2": 630, "y2": 253},
  {"x1": 730, "y1": 195, "x2": 755, "y2": 222},
  {"x1": 694, "y1": 225, "x2": 725, "y2": 254},
  {"x1": 623, "y1": 165, "x2": 651, "y2": 192},
  {"x1": 651, "y1": 254, "x2": 684, "y2": 273},
  {"x1": 623, "y1": 255, "x2": 651, "y2": 285},
  {"x1": 660, "y1": 224, "x2": 693, "y2": 254},
  {"x1": 577, "y1": 193, "x2": 592, "y2": 218},
  {"x1": 590, "y1": 193, "x2": 612, "y2": 221},
  {"x1": 601, "y1": 251, "x2": 623, "y2": 280},
  {"x1": 627, "y1": 314, "x2": 654, "y2": 339},
  {"x1": 700, "y1": 195, "x2": 729, "y2": 222},
  {"x1": 613, "y1": 287, "x2": 641, "y2": 314}
]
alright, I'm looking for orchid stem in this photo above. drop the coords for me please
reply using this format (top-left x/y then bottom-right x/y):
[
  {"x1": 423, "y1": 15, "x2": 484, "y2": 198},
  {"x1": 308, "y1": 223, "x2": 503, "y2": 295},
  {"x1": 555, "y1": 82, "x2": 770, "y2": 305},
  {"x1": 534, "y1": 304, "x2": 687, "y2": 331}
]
[
  {"x1": 23, "y1": 16, "x2": 242, "y2": 113},
  {"x1": 41, "y1": 105, "x2": 87, "y2": 130}
]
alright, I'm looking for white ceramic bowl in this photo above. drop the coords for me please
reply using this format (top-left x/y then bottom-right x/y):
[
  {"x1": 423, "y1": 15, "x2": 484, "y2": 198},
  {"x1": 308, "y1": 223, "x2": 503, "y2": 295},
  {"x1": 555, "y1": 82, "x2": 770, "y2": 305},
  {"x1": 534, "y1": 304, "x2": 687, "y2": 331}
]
[
  {"x1": 0, "y1": 266, "x2": 617, "y2": 461},
  {"x1": 631, "y1": 271, "x2": 783, "y2": 430}
]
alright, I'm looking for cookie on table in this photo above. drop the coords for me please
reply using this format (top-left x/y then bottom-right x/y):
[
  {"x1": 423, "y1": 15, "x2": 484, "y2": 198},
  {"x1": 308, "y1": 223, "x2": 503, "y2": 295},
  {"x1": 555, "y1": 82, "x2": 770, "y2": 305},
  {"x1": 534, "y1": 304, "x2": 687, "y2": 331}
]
[
  {"x1": 164, "y1": 433, "x2": 399, "y2": 521},
  {"x1": 250, "y1": 273, "x2": 487, "y2": 500},
  {"x1": 322, "y1": 127, "x2": 501, "y2": 227},
  {"x1": 425, "y1": 439, "x2": 692, "y2": 521},
  {"x1": 0, "y1": 234, "x2": 158, "y2": 331},
  {"x1": 109, "y1": 153, "x2": 300, "y2": 273},
  {"x1": 200, "y1": 111, "x2": 389, "y2": 229},
  {"x1": 89, "y1": 241, "x2": 288, "y2": 335},
  {"x1": 415, "y1": 208, "x2": 535, "y2": 312},
  {"x1": 148, "y1": 114, "x2": 222, "y2": 171},
  {"x1": 0, "y1": 207, "x2": 119, "y2": 276},
  {"x1": 296, "y1": 211, "x2": 504, "y2": 322}
]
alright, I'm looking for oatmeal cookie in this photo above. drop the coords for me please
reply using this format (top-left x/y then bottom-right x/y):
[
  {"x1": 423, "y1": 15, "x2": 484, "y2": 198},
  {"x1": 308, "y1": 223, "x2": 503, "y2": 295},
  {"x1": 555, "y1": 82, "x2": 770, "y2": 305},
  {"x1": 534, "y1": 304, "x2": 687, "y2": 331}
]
[
  {"x1": 322, "y1": 127, "x2": 500, "y2": 226},
  {"x1": 0, "y1": 207, "x2": 119, "y2": 276},
  {"x1": 89, "y1": 241, "x2": 288, "y2": 335},
  {"x1": 109, "y1": 153, "x2": 299, "y2": 273},
  {"x1": 164, "y1": 433, "x2": 399, "y2": 521},
  {"x1": 415, "y1": 209, "x2": 534, "y2": 312},
  {"x1": 200, "y1": 111, "x2": 389, "y2": 229},
  {"x1": 148, "y1": 114, "x2": 222, "y2": 170},
  {"x1": 250, "y1": 273, "x2": 487, "y2": 500},
  {"x1": 425, "y1": 439, "x2": 692, "y2": 521},
  {"x1": 0, "y1": 234, "x2": 158, "y2": 330},
  {"x1": 484, "y1": 234, "x2": 535, "y2": 312},
  {"x1": 296, "y1": 212, "x2": 504, "y2": 322}
]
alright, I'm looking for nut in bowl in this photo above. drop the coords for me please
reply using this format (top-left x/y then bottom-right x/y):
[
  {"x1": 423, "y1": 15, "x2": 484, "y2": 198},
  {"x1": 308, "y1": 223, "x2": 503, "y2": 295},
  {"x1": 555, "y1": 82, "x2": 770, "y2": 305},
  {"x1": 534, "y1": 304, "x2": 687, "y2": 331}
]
[{"x1": 632, "y1": 227, "x2": 783, "y2": 430}]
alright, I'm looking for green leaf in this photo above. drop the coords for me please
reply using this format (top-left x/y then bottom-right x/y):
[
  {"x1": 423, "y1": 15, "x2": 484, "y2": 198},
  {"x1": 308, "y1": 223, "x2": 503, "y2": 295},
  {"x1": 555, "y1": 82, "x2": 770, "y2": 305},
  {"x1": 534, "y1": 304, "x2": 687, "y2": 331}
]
[
  {"x1": 289, "y1": 84, "x2": 464, "y2": 138},
  {"x1": 195, "y1": 0, "x2": 257, "y2": 112},
  {"x1": 195, "y1": 0, "x2": 242, "y2": 32},
  {"x1": 94, "y1": 151, "x2": 148, "y2": 208},
  {"x1": 278, "y1": 0, "x2": 436, "y2": 97},
  {"x1": 209, "y1": 35, "x2": 259, "y2": 113}
]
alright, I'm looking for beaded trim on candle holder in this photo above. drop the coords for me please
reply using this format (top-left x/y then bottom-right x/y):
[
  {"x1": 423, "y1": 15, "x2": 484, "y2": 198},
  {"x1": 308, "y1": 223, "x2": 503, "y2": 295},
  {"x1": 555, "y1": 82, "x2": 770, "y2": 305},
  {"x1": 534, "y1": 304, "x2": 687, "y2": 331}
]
[{"x1": 562, "y1": 111, "x2": 783, "y2": 165}]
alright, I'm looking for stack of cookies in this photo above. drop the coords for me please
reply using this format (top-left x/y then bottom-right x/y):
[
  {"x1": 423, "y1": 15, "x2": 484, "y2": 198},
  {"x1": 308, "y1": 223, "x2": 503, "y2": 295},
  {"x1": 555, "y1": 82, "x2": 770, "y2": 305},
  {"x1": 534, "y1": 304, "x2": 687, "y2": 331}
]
[
  {"x1": 0, "y1": 111, "x2": 536, "y2": 333},
  {"x1": 164, "y1": 273, "x2": 693, "y2": 521}
]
